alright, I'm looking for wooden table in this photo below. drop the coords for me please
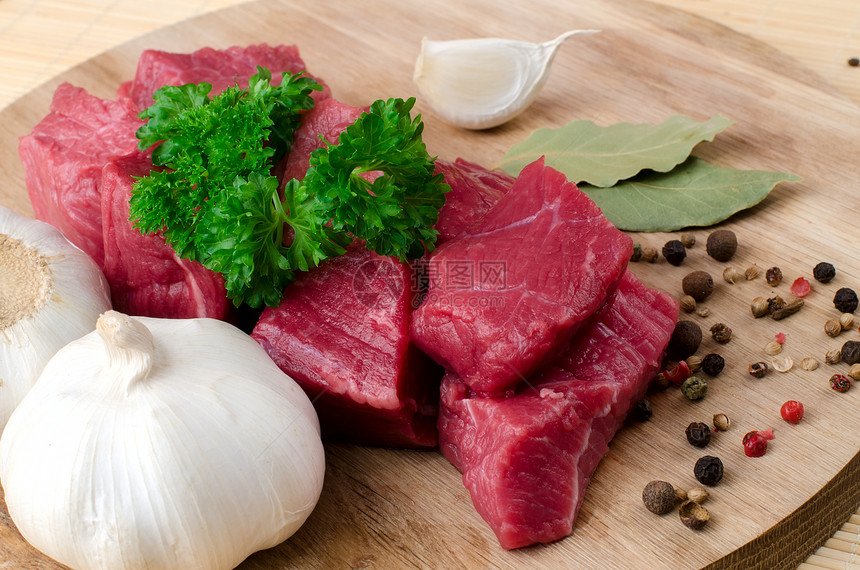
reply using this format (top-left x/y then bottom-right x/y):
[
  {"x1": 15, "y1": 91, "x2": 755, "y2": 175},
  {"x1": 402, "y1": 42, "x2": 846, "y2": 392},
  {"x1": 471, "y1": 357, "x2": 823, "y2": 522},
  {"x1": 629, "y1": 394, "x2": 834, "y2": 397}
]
[{"x1": 0, "y1": 1, "x2": 859, "y2": 568}]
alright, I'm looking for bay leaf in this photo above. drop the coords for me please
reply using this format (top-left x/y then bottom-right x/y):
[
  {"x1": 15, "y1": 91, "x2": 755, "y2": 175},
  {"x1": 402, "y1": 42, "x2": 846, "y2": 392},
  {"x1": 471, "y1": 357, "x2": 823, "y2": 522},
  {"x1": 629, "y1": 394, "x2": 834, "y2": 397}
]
[
  {"x1": 496, "y1": 114, "x2": 732, "y2": 187},
  {"x1": 580, "y1": 157, "x2": 801, "y2": 231}
]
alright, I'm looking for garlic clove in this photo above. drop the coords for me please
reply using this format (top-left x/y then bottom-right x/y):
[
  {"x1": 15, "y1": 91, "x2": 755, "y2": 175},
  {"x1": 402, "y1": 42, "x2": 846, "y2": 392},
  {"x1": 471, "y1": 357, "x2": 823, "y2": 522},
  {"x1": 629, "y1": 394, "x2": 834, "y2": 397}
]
[{"x1": 413, "y1": 30, "x2": 600, "y2": 130}]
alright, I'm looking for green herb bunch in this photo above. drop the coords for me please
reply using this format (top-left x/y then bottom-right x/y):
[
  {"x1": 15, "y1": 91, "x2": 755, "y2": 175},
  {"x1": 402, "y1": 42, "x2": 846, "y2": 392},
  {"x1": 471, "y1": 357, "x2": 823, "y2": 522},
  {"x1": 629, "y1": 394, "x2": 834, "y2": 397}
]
[{"x1": 130, "y1": 67, "x2": 449, "y2": 308}]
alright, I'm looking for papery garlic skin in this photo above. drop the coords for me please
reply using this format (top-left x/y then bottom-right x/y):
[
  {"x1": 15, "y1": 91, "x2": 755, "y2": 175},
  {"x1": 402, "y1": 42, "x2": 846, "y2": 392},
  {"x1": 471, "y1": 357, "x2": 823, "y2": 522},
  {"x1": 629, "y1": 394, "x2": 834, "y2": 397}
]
[
  {"x1": 0, "y1": 205, "x2": 111, "y2": 432},
  {"x1": 0, "y1": 311, "x2": 325, "y2": 570},
  {"x1": 414, "y1": 30, "x2": 599, "y2": 129}
]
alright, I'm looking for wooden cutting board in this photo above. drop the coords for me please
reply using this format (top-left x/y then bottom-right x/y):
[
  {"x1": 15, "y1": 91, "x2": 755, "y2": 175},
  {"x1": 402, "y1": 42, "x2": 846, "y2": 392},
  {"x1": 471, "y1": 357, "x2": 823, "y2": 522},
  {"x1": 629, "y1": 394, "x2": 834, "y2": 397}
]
[{"x1": 1, "y1": 0, "x2": 859, "y2": 567}]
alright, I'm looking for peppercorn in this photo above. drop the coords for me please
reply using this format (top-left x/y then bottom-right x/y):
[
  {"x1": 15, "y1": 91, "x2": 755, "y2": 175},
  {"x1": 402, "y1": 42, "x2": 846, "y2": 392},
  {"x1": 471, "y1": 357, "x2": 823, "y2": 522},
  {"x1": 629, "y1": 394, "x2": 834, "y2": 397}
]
[
  {"x1": 848, "y1": 364, "x2": 860, "y2": 381},
  {"x1": 642, "y1": 480, "x2": 677, "y2": 515},
  {"x1": 825, "y1": 319, "x2": 843, "y2": 337},
  {"x1": 767, "y1": 295, "x2": 786, "y2": 313},
  {"x1": 840, "y1": 313, "x2": 855, "y2": 331},
  {"x1": 685, "y1": 422, "x2": 711, "y2": 447},
  {"x1": 801, "y1": 357, "x2": 819, "y2": 371},
  {"x1": 679, "y1": 500, "x2": 709, "y2": 530},
  {"x1": 771, "y1": 298, "x2": 804, "y2": 320},
  {"x1": 662, "y1": 240, "x2": 687, "y2": 266},
  {"x1": 667, "y1": 320, "x2": 702, "y2": 360},
  {"x1": 780, "y1": 400, "x2": 804, "y2": 424},
  {"x1": 681, "y1": 376, "x2": 708, "y2": 400},
  {"x1": 630, "y1": 242, "x2": 643, "y2": 262},
  {"x1": 631, "y1": 398, "x2": 653, "y2": 422},
  {"x1": 650, "y1": 373, "x2": 670, "y2": 392},
  {"x1": 830, "y1": 374, "x2": 851, "y2": 392},
  {"x1": 687, "y1": 486, "x2": 709, "y2": 504},
  {"x1": 834, "y1": 288, "x2": 859, "y2": 313},
  {"x1": 710, "y1": 322, "x2": 732, "y2": 344},
  {"x1": 680, "y1": 232, "x2": 696, "y2": 248},
  {"x1": 706, "y1": 229, "x2": 737, "y2": 262},
  {"x1": 682, "y1": 270, "x2": 714, "y2": 301},
  {"x1": 765, "y1": 340, "x2": 782, "y2": 356},
  {"x1": 772, "y1": 356, "x2": 794, "y2": 373},
  {"x1": 825, "y1": 349, "x2": 842, "y2": 365},
  {"x1": 743, "y1": 428, "x2": 774, "y2": 457},
  {"x1": 750, "y1": 297, "x2": 770, "y2": 318},
  {"x1": 700, "y1": 353, "x2": 725, "y2": 376},
  {"x1": 642, "y1": 246, "x2": 659, "y2": 263},
  {"x1": 813, "y1": 262, "x2": 836, "y2": 283},
  {"x1": 850, "y1": 57, "x2": 860, "y2": 67},
  {"x1": 694, "y1": 455, "x2": 724, "y2": 486},
  {"x1": 679, "y1": 295, "x2": 696, "y2": 313},
  {"x1": 686, "y1": 355, "x2": 703, "y2": 373},
  {"x1": 745, "y1": 265, "x2": 761, "y2": 280},
  {"x1": 749, "y1": 361, "x2": 768, "y2": 378},
  {"x1": 765, "y1": 266, "x2": 783, "y2": 287},
  {"x1": 663, "y1": 360, "x2": 692, "y2": 386},
  {"x1": 713, "y1": 413, "x2": 731, "y2": 431},
  {"x1": 722, "y1": 267, "x2": 743, "y2": 285},
  {"x1": 841, "y1": 340, "x2": 860, "y2": 365}
]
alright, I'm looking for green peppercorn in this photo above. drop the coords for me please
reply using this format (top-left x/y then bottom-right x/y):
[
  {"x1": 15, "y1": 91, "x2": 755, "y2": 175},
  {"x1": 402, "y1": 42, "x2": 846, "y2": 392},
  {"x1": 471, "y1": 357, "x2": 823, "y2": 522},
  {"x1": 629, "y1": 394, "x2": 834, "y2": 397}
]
[
  {"x1": 709, "y1": 322, "x2": 732, "y2": 344},
  {"x1": 662, "y1": 240, "x2": 687, "y2": 266},
  {"x1": 813, "y1": 262, "x2": 836, "y2": 283},
  {"x1": 685, "y1": 422, "x2": 711, "y2": 447},
  {"x1": 681, "y1": 376, "x2": 708, "y2": 400},
  {"x1": 834, "y1": 288, "x2": 859, "y2": 313},
  {"x1": 700, "y1": 353, "x2": 725, "y2": 376},
  {"x1": 694, "y1": 455, "x2": 724, "y2": 486},
  {"x1": 842, "y1": 340, "x2": 860, "y2": 365},
  {"x1": 631, "y1": 243, "x2": 643, "y2": 262}
]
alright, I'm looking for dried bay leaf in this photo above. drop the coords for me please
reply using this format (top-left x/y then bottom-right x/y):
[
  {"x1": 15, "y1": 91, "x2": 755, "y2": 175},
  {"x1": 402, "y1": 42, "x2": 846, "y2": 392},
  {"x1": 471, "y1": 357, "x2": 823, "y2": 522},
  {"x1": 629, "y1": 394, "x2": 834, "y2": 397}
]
[
  {"x1": 496, "y1": 114, "x2": 732, "y2": 187},
  {"x1": 580, "y1": 157, "x2": 801, "y2": 231}
]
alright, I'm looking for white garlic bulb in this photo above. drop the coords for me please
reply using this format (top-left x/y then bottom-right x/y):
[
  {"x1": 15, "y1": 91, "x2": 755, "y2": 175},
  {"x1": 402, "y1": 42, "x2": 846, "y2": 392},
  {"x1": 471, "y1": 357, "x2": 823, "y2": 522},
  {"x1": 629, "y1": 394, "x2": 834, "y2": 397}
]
[
  {"x1": 0, "y1": 205, "x2": 111, "y2": 432},
  {"x1": 0, "y1": 311, "x2": 325, "y2": 570},
  {"x1": 413, "y1": 30, "x2": 599, "y2": 129}
]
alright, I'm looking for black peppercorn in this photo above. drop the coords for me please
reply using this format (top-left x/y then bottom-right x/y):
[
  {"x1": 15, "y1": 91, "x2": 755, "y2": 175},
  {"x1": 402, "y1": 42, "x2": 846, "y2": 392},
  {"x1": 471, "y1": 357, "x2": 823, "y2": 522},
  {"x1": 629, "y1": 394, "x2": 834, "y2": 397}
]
[
  {"x1": 631, "y1": 398, "x2": 653, "y2": 422},
  {"x1": 700, "y1": 353, "x2": 725, "y2": 376},
  {"x1": 667, "y1": 320, "x2": 703, "y2": 360},
  {"x1": 682, "y1": 270, "x2": 714, "y2": 301},
  {"x1": 813, "y1": 262, "x2": 836, "y2": 283},
  {"x1": 694, "y1": 455, "x2": 724, "y2": 486},
  {"x1": 685, "y1": 422, "x2": 711, "y2": 448},
  {"x1": 834, "y1": 288, "x2": 859, "y2": 313},
  {"x1": 850, "y1": 57, "x2": 860, "y2": 67},
  {"x1": 706, "y1": 229, "x2": 737, "y2": 262},
  {"x1": 662, "y1": 240, "x2": 687, "y2": 266},
  {"x1": 842, "y1": 340, "x2": 860, "y2": 365}
]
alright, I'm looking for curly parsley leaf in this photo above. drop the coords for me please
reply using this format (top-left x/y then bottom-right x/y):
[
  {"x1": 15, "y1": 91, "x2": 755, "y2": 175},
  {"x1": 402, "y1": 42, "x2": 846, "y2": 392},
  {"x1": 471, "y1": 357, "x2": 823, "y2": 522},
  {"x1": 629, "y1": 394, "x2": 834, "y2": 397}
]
[{"x1": 130, "y1": 69, "x2": 448, "y2": 308}]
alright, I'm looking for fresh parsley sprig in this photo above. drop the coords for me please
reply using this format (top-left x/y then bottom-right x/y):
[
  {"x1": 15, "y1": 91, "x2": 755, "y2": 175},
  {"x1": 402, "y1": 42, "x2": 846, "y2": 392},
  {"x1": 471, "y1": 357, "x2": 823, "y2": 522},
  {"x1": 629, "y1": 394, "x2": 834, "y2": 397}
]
[{"x1": 130, "y1": 67, "x2": 449, "y2": 308}]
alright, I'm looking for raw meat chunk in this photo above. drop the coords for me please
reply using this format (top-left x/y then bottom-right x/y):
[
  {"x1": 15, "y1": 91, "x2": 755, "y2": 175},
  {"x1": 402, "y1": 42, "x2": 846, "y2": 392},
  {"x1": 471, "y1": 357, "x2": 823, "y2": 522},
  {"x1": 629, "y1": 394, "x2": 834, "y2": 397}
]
[
  {"x1": 101, "y1": 151, "x2": 231, "y2": 320},
  {"x1": 19, "y1": 83, "x2": 143, "y2": 267},
  {"x1": 252, "y1": 243, "x2": 441, "y2": 448},
  {"x1": 439, "y1": 270, "x2": 679, "y2": 549},
  {"x1": 129, "y1": 43, "x2": 330, "y2": 110},
  {"x1": 410, "y1": 157, "x2": 633, "y2": 393}
]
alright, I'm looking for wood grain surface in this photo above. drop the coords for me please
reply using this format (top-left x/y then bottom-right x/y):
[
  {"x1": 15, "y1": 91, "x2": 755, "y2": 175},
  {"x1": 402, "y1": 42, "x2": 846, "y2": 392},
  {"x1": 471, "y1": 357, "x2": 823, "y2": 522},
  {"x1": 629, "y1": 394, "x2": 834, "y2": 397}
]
[{"x1": 0, "y1": 0, "x2": 859, "y2": 568}]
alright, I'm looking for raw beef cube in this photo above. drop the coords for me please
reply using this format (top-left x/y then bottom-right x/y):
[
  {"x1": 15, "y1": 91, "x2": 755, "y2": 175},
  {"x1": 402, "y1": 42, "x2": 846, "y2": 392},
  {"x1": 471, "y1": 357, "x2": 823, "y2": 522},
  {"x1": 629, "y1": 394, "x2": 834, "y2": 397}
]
[
  {"x1": 129, "y1": 43, "x2": 330, "y2": 110},
  {"x1": 19, "y1": 83, "x2": 143, "y2": 267},
  {"x1": 252, "y1": 243, "x2": 441, "y2": 448},
  {"x1": 410, "y1": 157, "x2": 633, "y2": 394},
  {"x1": 439, "y1": 270, "x2": 679, "y2": 549},
  {"x1": 101, "y1": 151, "x2": 232, "y2": 320},
  {"x1": 432, "y1": 158, "x2": 514, "y2": 243}
]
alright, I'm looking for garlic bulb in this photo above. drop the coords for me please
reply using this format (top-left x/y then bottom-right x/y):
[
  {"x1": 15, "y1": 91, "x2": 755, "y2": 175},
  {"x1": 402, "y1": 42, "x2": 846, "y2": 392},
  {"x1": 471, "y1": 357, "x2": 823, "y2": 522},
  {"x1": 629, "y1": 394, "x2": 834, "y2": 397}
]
[
  {"x1": 0, "y1": 311, "x2": 325, "y2": 570},
  {"x1": 0, "y1": 205, "x2": 111, "y2": 432},
  {"x1": 414, "y1": 30, "x2": 599, "y2": 129}
]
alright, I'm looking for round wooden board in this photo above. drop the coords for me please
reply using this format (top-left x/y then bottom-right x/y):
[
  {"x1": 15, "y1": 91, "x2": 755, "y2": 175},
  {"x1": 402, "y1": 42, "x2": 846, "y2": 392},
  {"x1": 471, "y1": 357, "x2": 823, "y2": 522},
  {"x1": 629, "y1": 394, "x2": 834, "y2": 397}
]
[{"x1": 1, "y1": 0, "x2": 859, "y2": 568}]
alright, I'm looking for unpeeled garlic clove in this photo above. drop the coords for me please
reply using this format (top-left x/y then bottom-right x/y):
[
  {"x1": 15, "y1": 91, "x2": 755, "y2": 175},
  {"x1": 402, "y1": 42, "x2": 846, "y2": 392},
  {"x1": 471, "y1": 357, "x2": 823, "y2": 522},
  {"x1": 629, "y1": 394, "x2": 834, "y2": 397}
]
[{"x1": 413, "y1": 30, "x2": 600, "y2": 130}]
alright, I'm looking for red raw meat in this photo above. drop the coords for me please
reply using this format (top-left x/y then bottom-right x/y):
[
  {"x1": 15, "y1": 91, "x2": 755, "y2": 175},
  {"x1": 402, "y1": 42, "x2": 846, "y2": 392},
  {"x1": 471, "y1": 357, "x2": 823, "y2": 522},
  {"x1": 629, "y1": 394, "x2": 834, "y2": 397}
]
[
  {"x1": 129, "y1": 43, "x2": 331, "y2": 110},
  {"x1": 101, "y1": 151, "x2": 232, "y2": 320},
  {"x1": 410, "y1": 157, "x2": 633, "y2": 394},
  {"x1": 439, "y1": 270, "x2": 679, "y2": 549},
  {"x1": 432, "y1": 158, "x2": 514, "y2": 244},
  {"x1": 252, "y1": 243, "x2": 441, "y2": 448},
  {"x1": 18, "y1": 83, "x2": 143, "y2": 267}
]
